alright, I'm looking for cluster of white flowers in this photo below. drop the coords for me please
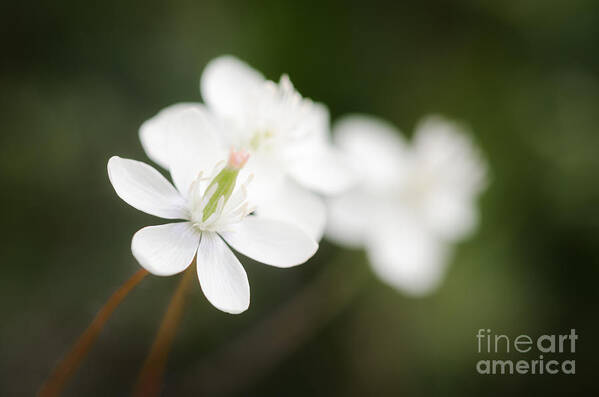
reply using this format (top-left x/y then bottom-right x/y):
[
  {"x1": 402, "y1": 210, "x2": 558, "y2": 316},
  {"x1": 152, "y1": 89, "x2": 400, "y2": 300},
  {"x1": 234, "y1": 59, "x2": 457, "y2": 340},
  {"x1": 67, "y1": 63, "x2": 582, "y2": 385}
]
[
  {"x1": 326, "y1": 115, "x2": 487, "y2": 296},
  {"x1": 108, "y1": 55, "x2": 487, "y2": 313}
]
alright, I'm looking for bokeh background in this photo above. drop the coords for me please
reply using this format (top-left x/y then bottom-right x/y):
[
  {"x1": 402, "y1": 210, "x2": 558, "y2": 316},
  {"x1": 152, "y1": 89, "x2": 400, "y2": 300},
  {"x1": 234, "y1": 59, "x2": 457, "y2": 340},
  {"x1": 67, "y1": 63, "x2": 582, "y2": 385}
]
[{"x1": 1, "y1": 0, "x2": 598, "y2": 395}]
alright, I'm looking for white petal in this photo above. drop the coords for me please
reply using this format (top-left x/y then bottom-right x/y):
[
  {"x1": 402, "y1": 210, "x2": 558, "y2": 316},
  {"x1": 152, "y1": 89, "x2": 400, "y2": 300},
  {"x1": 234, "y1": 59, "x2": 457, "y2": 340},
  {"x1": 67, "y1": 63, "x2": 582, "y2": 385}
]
[
  {"x1": 196, "y1": 232, "x2": 250, "y2": 314},
  {"x1": 410, "y1": 115, "x2": 487, "y2": 241},
  {"x1": 167, "y1": 108, "x2": 227, "y2": 197},
  {"x1": 107, "y1": 156, "x2": 188, "y2": 219},
  {"x1": 240, "y1": 152, "x2": 287, "y2": 205},
  {"x1": 413, "y1": 115, "x2": 488, "y2": 197},
  {"x1": 275, "y1": 103, "x2": 355, "y2": 196},
  {"x1": 200, "y1": 55, "x2": 265, "y2": 121},
  {"x1": 366, "y1": 216, "x2": 450, "y2": 296},
  {"x1": 333, "y1": 115, "x2": 408, "y2": 190},
  {"x1": 221, "y1": 217, "x2": 318, "y2": 268},
  {"x1": 423, "y1": 192, "x2": 479, "y2": 241},
  {"x1": 275, "y1": 98, "x2": 332, "y2": 154},
  {"x1": 288, "y1": 145, "x2": 356, "y2": 196},
  {"x1": 255, "y1": 181, "x2": 326, "y2": 240},
  {"x1": 131, "y1": 222, "x2": 199, "y2": 276},
  {"x1": 139, "y1": 103, "x2": 205, "y2": 169},
  {"x1": 325, "y1": 188, "x2": 373, "y2": 248}
]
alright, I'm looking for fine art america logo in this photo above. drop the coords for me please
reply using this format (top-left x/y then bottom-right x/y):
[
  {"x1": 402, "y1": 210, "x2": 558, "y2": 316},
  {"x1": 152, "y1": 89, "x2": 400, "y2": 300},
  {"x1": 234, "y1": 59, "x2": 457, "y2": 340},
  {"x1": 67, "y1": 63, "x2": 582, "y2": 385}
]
[{"x1": 476, "y1": 329, "x2": 577, "y2": 375}]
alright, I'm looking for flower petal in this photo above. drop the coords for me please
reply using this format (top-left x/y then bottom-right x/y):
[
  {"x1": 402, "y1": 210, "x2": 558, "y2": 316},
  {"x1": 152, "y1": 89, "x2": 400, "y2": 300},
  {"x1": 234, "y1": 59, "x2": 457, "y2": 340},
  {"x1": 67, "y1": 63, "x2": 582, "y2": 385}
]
[
  {"x1": 288, "y1": 145, "x2": 356, "y2": 196},
  {"x1": 423, "y1": 192, "x2": 479, "y2": 241},
  {"x1": 220, "y1": 217, "x2": 318, "y2": 268},
  {"x1": 167, "y1": 108, "x2": 227, "y2": 197},
  {"x1": 139, "y1": 103, "x2": 205, "y2": 169},
  {"x1": 282, "y1": 103, "x2": 355, "y2": 195},
  {"x1": 131, "y1": 222, "x2": 199, "y2": 276},
  {"x1": 200, "y1": 55, "x2": 265, "y2": 121},
  {"x1": 366, "y1": 215, "x2": 450, "y2": 296},
  {"x1": 107, "y1": 156, "x2": 188, "y2": 219},
  {"x1": 325, "y1": 189, "x2": 373, "y2": 247},
  {"x1": 196, "y1": 232, "x2": 250, "y2": 314},
  {"x1": 413, "y1": 115, "x2": 488, "y2": 198},
  {"x1": 240, "y1": 151, "x2": 287, "y2": 205},
  {"x1": 255, "y1": 181, "x2": 326, "y2": 240},
  {"x1": 333, "y1": 115, "x2": 408, "y2": 190}
]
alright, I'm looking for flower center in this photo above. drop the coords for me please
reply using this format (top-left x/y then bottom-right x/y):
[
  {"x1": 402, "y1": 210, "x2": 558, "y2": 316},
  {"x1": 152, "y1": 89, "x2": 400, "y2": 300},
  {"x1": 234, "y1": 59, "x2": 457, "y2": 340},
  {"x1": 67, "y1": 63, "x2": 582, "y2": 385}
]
[
  {"x1": 249, "y1": 130, "x2": 274, "y2": 151},
  {"x1": 395, "y1": 167, "x2": 437, "y2": 208},
  {"x1": 189, "y1": 149, "x2": 251, "y2": 230}
]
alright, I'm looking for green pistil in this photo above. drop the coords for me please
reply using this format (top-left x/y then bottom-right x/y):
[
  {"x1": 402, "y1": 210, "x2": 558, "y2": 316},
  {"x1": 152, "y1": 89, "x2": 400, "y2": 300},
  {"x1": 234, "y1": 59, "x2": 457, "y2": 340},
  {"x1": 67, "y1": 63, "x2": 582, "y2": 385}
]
[{"x1": 202, "y1": 167, "x2": 240, "y2": 222}]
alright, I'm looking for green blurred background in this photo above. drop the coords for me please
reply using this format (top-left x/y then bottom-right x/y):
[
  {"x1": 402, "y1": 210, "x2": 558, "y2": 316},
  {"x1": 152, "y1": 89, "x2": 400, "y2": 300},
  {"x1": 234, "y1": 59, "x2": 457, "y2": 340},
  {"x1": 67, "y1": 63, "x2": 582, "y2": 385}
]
[{"x1": 1, "y1": 0, "x2": 598, "y2": 395}]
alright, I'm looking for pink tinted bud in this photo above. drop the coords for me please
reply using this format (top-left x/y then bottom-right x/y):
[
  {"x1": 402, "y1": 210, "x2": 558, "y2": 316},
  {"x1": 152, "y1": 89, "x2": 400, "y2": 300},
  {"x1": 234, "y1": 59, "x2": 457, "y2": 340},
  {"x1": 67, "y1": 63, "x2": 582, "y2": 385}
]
[{"x1": 227, "y1": 149, "x2": 250, "y2": 169}]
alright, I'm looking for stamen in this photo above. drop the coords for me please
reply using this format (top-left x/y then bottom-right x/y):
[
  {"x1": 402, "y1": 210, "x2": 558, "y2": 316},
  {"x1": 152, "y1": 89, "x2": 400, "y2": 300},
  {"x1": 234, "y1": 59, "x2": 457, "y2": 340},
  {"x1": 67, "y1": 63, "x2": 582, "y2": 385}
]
[
  {"x1": 214, "y1": 196, "x2": 226, "y2": 218},
  {"x1": 190, "y1": 150, "x2": 254, "y2": 230},
  {"x1": 202, "y1": 209, "x2": 220, "y2": 227},
  {"x1": 198, "y1": 183, "x2": 218, "y2": 212}
]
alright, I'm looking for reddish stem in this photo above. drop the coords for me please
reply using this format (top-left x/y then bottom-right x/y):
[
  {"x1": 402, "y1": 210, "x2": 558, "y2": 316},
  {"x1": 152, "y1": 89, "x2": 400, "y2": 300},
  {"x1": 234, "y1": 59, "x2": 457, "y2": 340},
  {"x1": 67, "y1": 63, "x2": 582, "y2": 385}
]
[
  {"x1": 39, "y1": 268, "x2": 149, "y2": 397},
  {"x1": 133, "y1": 266, "x2": 195, "y2": 397}
]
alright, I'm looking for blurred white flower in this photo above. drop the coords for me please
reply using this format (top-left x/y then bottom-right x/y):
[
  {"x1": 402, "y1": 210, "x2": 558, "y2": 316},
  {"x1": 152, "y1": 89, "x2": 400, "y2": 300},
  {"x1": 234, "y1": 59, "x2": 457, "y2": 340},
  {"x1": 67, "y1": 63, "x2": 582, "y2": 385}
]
[
  {"x1": 109, "y1": 109, "x2": 317, "y2": 314},
  {"x1": 139, "y1": 55, "x2": 354, "y2": 240},
  {"x1": 326, "y1": 115, "x2": 488, "y2": 296}
]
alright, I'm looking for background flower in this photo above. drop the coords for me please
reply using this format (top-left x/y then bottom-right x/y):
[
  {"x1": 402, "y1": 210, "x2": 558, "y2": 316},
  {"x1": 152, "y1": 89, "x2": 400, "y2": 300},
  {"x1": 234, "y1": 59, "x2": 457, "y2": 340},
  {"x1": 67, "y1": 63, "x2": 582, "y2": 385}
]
[
  {"x1": 139, "y1": 56, "x2": 355, "y2": 240},
  {"x1": 327, "y1": 114, "x2": 487, "y2": 295}
]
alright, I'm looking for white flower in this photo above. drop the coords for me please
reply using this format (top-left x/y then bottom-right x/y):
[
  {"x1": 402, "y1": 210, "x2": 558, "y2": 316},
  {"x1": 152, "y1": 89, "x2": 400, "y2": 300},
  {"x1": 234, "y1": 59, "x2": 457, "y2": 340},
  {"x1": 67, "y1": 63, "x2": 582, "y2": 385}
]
[
  {"x1": 140, "y1": 55, "x2": 355, "y2": 240},
  {"x1": 326, "y1": 115, "x2": 488, "y2": 296},
  {"x1": 109, "y1": 110, "x2": 318, "y2": 314}
]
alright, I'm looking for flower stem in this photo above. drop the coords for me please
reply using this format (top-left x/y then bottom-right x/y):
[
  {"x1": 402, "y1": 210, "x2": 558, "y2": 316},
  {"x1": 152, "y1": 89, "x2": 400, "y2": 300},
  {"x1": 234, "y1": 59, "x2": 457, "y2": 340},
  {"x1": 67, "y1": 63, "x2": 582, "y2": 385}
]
[
  {"x1": 38, "y1": 268, "x2": 149, "y2": 397},
  {"x1": 133, "y1": 265, "x2": 195, "y2": 397}
]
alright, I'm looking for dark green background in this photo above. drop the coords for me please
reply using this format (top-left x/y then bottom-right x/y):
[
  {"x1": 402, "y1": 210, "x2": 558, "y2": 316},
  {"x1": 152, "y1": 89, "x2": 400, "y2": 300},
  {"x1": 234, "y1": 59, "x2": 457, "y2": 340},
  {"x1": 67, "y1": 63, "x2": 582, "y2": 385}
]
[{"x1": 1, "y1": 0, "x2": 598, "y2": 395}]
